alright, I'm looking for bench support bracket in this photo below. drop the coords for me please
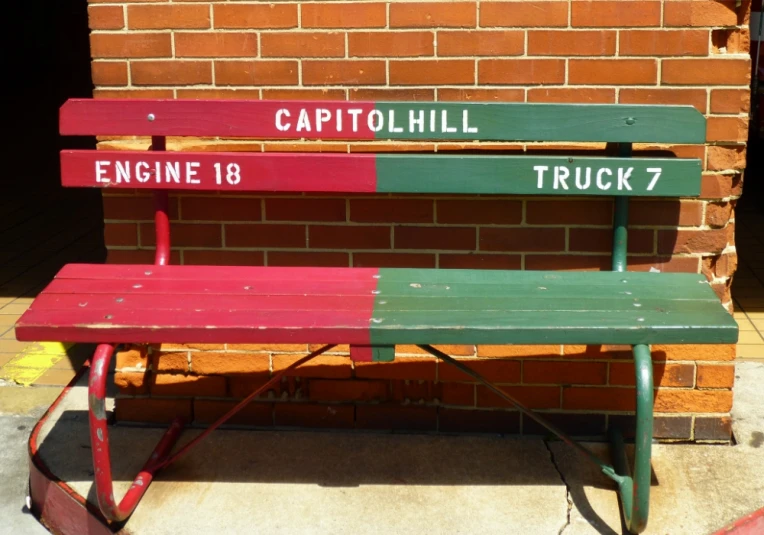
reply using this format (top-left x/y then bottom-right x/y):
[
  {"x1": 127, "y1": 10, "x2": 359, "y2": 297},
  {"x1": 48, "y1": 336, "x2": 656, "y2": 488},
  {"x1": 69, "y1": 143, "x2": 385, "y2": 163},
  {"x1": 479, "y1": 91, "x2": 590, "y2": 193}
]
[
  {"x1": 88, "y1": 343, "x2": 185, "y2": 523},
  {"x1": 418, "y1": 343, "x2": 653, "y2": 534}
]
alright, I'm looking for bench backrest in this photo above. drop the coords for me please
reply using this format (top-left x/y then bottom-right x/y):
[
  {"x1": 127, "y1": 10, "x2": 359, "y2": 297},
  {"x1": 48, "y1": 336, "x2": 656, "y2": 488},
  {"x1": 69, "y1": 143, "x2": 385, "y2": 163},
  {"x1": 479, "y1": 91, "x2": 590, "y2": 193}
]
[{"x1": 60, "y1": 99, "x2": 705, "y2": 198}]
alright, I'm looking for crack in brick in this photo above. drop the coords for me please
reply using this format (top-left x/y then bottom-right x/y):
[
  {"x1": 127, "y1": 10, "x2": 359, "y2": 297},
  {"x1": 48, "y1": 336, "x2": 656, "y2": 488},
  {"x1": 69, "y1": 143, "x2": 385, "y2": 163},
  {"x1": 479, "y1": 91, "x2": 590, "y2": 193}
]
[{"x1": 544, "y1": 440, "x2": 572, "y2": 535}]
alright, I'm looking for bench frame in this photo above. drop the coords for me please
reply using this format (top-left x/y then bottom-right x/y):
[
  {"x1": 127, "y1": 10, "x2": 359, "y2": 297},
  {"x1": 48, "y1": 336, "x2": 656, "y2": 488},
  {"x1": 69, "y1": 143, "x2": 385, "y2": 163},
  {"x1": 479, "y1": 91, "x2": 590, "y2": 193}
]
[{"x1": 29, "y1": 99, "x2": 736, "y2": 534}]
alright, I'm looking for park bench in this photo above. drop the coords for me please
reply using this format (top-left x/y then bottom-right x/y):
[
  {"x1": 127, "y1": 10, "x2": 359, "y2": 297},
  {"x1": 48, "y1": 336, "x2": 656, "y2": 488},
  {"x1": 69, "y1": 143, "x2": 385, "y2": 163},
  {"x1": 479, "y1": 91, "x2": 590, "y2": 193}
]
[{"x1": 16, "y1": 98, "x2": 738, "y2": 534}]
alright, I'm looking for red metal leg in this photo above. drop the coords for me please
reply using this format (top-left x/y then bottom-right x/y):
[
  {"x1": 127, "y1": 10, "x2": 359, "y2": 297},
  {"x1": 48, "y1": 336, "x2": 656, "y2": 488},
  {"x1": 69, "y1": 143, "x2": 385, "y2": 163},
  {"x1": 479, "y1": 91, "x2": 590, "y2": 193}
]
[{"x1": 88, "y1": 343, "x2": 184, "y2": 522}]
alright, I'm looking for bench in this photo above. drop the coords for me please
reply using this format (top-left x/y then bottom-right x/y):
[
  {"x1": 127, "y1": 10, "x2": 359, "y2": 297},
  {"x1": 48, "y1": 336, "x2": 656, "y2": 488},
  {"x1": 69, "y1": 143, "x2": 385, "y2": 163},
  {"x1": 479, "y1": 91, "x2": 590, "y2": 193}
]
[{"x1": 16, "y1": 98, "x2": 738, "y2": 534}]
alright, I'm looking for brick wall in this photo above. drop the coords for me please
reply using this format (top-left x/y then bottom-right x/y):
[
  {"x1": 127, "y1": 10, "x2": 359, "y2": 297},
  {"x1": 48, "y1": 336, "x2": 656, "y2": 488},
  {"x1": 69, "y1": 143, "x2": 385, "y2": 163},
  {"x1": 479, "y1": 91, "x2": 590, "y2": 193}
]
[{"x1": 88, "y1": 0, "x2": 752, "y2": 442}]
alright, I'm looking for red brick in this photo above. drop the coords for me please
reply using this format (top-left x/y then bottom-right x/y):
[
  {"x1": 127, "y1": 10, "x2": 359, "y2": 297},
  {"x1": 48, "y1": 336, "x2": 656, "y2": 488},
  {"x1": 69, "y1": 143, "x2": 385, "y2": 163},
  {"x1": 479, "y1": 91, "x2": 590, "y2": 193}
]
[
  {"x1": 225, "y1": 224, "x2": 306, "y2": 248},
  {"x1": 350, "y1": 199, "x2": 433, "y2": 224},
  {"x1": 390, "y1": 60, "x2": 474, "y2": 85},
  {"x1": 528, "y1": 88, "x2": 616, "y2": 104},
  {"x1": 564, "y1": 344, "x2": 634, "y2": 359},
  {"x1": 175, "y1": 33, "x2": 258, "y2": 58},
  {"x1": 308, "y1": 379, "x2": 388, "y2": 402},
  {"x1": 274, "y1": 403, "x2": 355, "y2": 428},
  {"x1": 115, "y1": 398, "x2": 192, "y2": 424},
  {"x1": 701, "y1": 173, "x2": 743, "y2": 199},
  {"x1": 658, "y1": 228, "x2": 731, "y2": 255},
  {"x1": 181, "y1": 197, "x2": 262, "y2": 222},
  {"x1": 215, "y1": 60, "x2": 298, "y2": 86},
  {"x1": 395, "y1": 226, "x2": 476, "y2": 251},
  {"x1": 664, "y1": 1, "x2": 739, "y2": 27},
  {"x1": 95, "y1": 89, "x2": 175, "y2": 99},
  {"x1": 707, "y1": 117, "x2": 749, "y2": 142},
  {"x1": 302, "y1": 2, "x2": 386, "y2": 28},
  {"x1": 263, "y1": 88, "x2": 347, "y2": 100},
  {"x1": 309, "y1": 225, "x2": 390, "y2": 250},
  {"x1": 570, "y1": 228, "x2": 654, "y2": 254},
  {"x1": 654, "y1": 390, "x2": 733, "y2": 413},
  {"x1": 707, "y1": 146, "x2": 747, "y2": 171},
  {"x1": 479, "y1": 59, "x2": 565, "y2": 85},
  {"x1": 610, "y1": 363, "x2": 695, "y2": 387},
  {"x1": 303, "y1": 60, "x2": 386, "y2": 85},
  {"x1": 569, "y1": 59, "x2": 657, "y2": 85},
  {"x1": 529, "y1": 30, "x2": 616, "y2": 56},
  {"x1": 481, "y1": 2, "x2": 568, "y2": 27},
  {"x1": 524, "y1": 362, "x2": 608, "y2": 385},
  {"x1": 571, "y1": 1, "x2": 661, "y2": 27},
  {"x1": 88, "y1": 5, "x2": 124, "y2": 30},
  {"x1": 662, "y1": 59, "x2": 751, "y2": 85},
  {"x1": 390, "y1": 2, "x2": 476, "y2": 28},
  {"x1": 440, "y1": 382, "x2": 476, "y2": 405},
  {"x1": 194, "y1": 400, "x2": 273, "y2": 426},
  {"x1": 712, "y1": 28, "x2": 751, "y2": 54},
  {"x1": 437, "y1": 200, "x2": 522, "y2": 225},
  {"x1": 439, "y1": 88, "x2": 525, "y2": 102},
  {"x1": 654, "y1": 344, "x2": 736, "y2": 361},
  {"x1": 710, "y1": 89, "x2": 751, "y2": 114},
  {"x1": 184, "y1": 250, "x2": 265, "y2": 266},
  {"x1": 438, "y1": 358, "x2": 521, "y2": 383},
  {"x1": 131, "y1": 61, "x2": 212, "y2": 85},
  {"x1": 268, "y1": 251, "x2": 349, "y2": 267},
  {"x1": 478, "y1": 345, "x2": 561, "y2": 358},
  {"x1": 228, "y1": 377, "x2": 272, "y2": 399},
  {"x1": 90, "y1": 33, "x2": 172, "y2": 58},
  {"x1": 213, "y1": 4, "x2": 297, "y2": 29},
  {"x1": 478, "y1": 385, "x2": 560, "y2": 409},
  {"x1": 356, "y1": 357, "x2": 436, "y2": 380},
  {"x1": 273, "y1": 354, "x2": 352, "y2": 379},
  {"x1": 439, "y1": 254, "x2": 521, "y2": 270},
  {"x1": 127, "y1": 4, "x2": 209, "y2": 29},
  {"x1": 620, "y1": 30, "x2": 709, "y2": 56},
  {"x1": 527, "y1": 200, "x2": 613, "y2": 225},
  {"x1": 349, "y1": 31, "x2": 434, "y2": 57},
  {"x1": 438, "y1": 30, "x2": 524, "y2": 56},
  {"x1": 480, "y1": 228, "x2": 565, "y2": 252},
  {"x1": 191, "y1": 352, "x2": 270, "y2": 376},
  {"x1": 697, "y1": 364, "x2": 736, "y2": 388},
  {"x1": 563, "y1": 387, "x2": 635, "y2": 411},
  {"x1": 151, "y1": 373, "x2": 227, "y2": 397},
  {"x1": 266, "y1": 198, "x2": 346, "y2": 222},
  {"x1": 104, "y1": 223, "x2": 137, "y2": 246},
  {"x1": 619, "y1": 88, "x2": 707, "y2": 113},
  {"x1": 629, "y1": 200, "x2": 704, "y2": 226},
  {"x1": 356, "y1": 405, "x2": 437, "y2": 431},
  {"x1": 141, "y1": 223, "x2": 221, "y2": 247},
  {"x1": 91, "y1": 62, "x2": 128, "y2": 86},
  {"x1": 706, "y1": 202, "x2": 734, "y2": 228},
  {"x1": 525, "y1": 255, "x2": 611, "y2": 271},
  {"x1": 353, "y1": 253, "x2": 436, "y2": 268},
  {"x1": 151, "y1": 351, "x2": 190, "y2": 373},
  {"x1": 261, "y1": 32, "x2": 345, "y2": 58}
]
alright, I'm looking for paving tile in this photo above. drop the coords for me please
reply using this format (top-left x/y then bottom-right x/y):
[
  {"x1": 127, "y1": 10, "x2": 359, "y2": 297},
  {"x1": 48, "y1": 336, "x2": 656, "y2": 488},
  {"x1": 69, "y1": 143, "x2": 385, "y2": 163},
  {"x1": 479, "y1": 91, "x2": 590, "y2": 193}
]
[
  {"x1": 0, "y1": 304, "x2": 28, "y2": 315},
  {"x1": 0, "y1": 340, "x2": 30, "y2": 353},
  {"x1": 0, "y1": 353, "x2": 15, "y2": 367},
  {"x1": 736, "y1": 318, "x2": 756, "y2": 331},
  {"x1": 33, "y1": 368, "x2": 76, "y2": 386},
  {"x1": 736, "y1": 345, "x2": 764, "y2": 360},
  {"x1": 738, "y1": 330, "x2": 764, "y2": 344}
]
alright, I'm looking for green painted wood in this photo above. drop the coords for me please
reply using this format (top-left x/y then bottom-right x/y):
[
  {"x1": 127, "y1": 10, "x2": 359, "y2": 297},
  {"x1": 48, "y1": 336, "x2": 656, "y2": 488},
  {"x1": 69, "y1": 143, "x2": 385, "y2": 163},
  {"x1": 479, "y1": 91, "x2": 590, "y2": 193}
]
[
  {"x1": 375, "y1": 156, "x2": 701, "y2": 197},
  {"x1": 375, "y1": 103, "x2": 706, "y2": 143},
  {"x1": 370, "y1": 345, "x2": 395, "y2": 362},
  {"x1": 372, "y1": 297, "x2": 726, "y2": 312}
]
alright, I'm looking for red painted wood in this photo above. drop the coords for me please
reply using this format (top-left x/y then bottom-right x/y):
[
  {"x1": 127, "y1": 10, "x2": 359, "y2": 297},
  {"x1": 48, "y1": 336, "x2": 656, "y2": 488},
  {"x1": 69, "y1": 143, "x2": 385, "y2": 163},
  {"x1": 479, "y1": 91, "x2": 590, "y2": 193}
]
[
  {"x1": 61, "y1": 150, "x2": 378, "y2": 192},
  {"x1": 56, "y1": 264, "x2": 378, "y2": 281},
  {"x1": 60, "y1": 99, "x2": 376, "y2": 139},
  {"x1": 349, "y1": 345, "x2": 374, "y2": 362}
]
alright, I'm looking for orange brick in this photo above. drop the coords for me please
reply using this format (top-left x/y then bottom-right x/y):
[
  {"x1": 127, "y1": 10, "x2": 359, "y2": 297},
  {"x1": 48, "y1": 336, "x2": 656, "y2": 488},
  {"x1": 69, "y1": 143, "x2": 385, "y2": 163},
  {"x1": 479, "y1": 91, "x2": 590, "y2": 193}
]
[
  {"x1": 272, "y1": 354, "x2": 352, "y2": 379},
  {"x1": 349, "y1": 31, "x2": 434, "y2": 57},
  {"x1": 390, "y1": 59, "x2": 474, "y2": 85},
  {"x1": 524, "y1": 361, "x2": 608, "y2": 385},
  {"x1": 569, "y1": 59, "x2": 657, "y2": 85},
  {"x1": 439, "y1": 88, "x2": 525, "y2": 102},
  {"x1": 479, "y1": 59, "x2": 565, "y2": 84},
  {"x1": 697, "y1": 364, "x2": 736, "y2": 388},
  {"x1": 657, "y1": 227, "x2": 731, "y2": 255},
  {"x1": 131, "y1": 60, "x2": 212, "y2": 86},
  {"x1": 653, "y1": 344, "x2": 736, "y2": 361},
  {"x1": 707, "y1": 146, "x2": 747, "y2": 171},
  {"x1": 355, "y1": 357, "x2": 436, "y2": 380},
  {"x1": 397, "y1": 345, "x2": 476, "y2": 356},
  {"x1": 151, "y1": 373, "x2": 227, "y2": 397},
  {"x1": 213, "y1": 4, "x2": 297, "y2": 29},
  {"x1": 712, "y1": 28, "x2": 751, "y2": 54},
  {"x1": 529, "y1": 30, "x2": 616, "y2": 56},
  {"x1": 390, "y1": 2, "x2": 476, "y2": 28},
  {"x1": 88, "y1": 5, "x2": 124, "y2": 30},
  {"x1": 127, "y1": 4, "x2": 209, "y2": 30},
  {"x1": 481, "y1": 2, "x2": 568, "y2": 27},
  {"x1": 619, "y1": 88, "x2": 707, "y2": 113},
  {"x1": 261, "y1": 32, "x2": 345, "y2": 58},
  {"x1": 478, "y1": 385, "x2": 560, "y2": 409},
  {"x1": 116, "y1": 345, "x2": 149, "y2": 371},
  {"x1": 610, "y1": 363, "x2": 695, "y2": 387},
  {"x1": 115, "y1": 398, "x2": 192, "y2": 424},
  {"x1": 711, "y1": 89, "x2": 751, "y2": 114},
  {"x1": 302, "y1": 2, "x2": 386, "y2": 28},
  {"x1": 90, "y1": 33, "x2": 172, "y2": 59},
  {"x1": 571, "y1": 1, "x2": 661, "y2": 27},
  {"x1": 192, "y1": 352, "x2": 270, "y2": 376},
  {"x1": 664, "y1": 1, "x2": 739, "y2": 27},
  {"x1": 91, "y1": 62, "x2": 128, "y2": 86},
  {"x1": 303, "y1": 60, "x2": 386, "y2": 85},
  {"x1": 662, "y1": 59, "x2": 751, "y2": 85},
  {"x1": 307, "y1": 379, "x2": 388, "y2": 402},
  {"x1": 654, "y1": 390, "x2": 733, "y2": 413},
  {"x1": 563, "y1": 387, "x2": 635, "y2": 411},
  {"x1": 115, "y1": 371, "x2": 150, "y2": 395},
  {"x1": 438, "y1": 358, "x2": 521, "y2": 383},
  {"x1": 620, "y1": 30, "x2": 708, "y2": 56},
  {"x1": 705, "y1": 202, "x2": 734, "y2": 228},
  {"x1": 216, "y1": 60, "x2": 298, "y2": 86},
  {"x1": 151, "y1": 351, "x2": 190, "y2": 373},
  {"x1": 263, "y1": 88, "x2": 346, "y2": 100},
  {"x1": 157, "y1": 343, "x2": 225, "y2": 352},
  {"x1": 175, "y1": 33, "x2": 258, "y2": 58},
  {"x1": 707, "y1": 117, "x2": 749, "y2": 142},
  {"x1": 438, "y1": 30, "x2": 524, "y2": 56},
  {"x1": 477, "y1": 345, "x2": 561, "y2": 358},
  {"x1": 528, "y1": 88, "x2": 615, "y2": 104},
  {"x1": 350, "y1": 88, "x2": 435, "y2": 101}
]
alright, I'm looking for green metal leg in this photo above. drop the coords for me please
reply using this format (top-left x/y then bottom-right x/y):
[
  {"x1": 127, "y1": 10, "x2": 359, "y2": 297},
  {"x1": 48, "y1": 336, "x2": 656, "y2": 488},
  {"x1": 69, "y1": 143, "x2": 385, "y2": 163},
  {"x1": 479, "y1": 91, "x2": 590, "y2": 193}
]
[{"x1": 608, "y1": 344, "x2": 654, "y2": 534}]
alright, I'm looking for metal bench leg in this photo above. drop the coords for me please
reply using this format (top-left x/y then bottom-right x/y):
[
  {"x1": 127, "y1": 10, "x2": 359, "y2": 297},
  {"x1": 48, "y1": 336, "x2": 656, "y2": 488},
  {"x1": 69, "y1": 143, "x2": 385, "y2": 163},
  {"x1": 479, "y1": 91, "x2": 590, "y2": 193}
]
[
  {"x1": 88, "y1": 343, "x2": 185, "y2": 523},
  {"x1": 608, "y1": 343, "x2": 653, "y2": 534}
]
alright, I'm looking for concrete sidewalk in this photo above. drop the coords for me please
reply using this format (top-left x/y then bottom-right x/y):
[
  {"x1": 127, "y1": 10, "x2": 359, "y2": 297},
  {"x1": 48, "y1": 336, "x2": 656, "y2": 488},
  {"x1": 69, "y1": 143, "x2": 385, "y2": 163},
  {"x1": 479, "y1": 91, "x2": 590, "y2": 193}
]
[{"x1": 2, "y1": 361, "x2": 760, "y2": 535}]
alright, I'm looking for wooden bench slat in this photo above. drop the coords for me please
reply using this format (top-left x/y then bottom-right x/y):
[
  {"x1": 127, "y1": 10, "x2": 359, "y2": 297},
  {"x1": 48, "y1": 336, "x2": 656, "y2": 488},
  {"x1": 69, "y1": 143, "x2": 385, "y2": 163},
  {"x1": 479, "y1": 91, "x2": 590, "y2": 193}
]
[
  {"x1": 62, "y1": 150, "x2": 701, "y2": 197},
  {"x1": 16, "y1": 265, "x2": 738, "y2": 346},
  {"x1": 60, "y1": 100, "x2": 706, "y2": 144}
]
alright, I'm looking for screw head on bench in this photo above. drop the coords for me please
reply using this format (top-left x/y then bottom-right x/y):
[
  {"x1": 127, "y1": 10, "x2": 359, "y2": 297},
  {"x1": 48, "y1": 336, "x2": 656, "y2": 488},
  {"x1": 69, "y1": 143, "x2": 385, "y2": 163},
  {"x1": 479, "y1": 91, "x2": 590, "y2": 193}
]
[
  {"x1": 147, "y1": 114, "x2": 156, "y2": 122},
  {"x1": 105, "y1": 315, "x2": 113, "y2": 320},
  {"x1": 115, "y1": 297, "x2": 124, "y2": 303},
  {"x1": 625, "y1": 117, "x2": 636, "y2": 125}
]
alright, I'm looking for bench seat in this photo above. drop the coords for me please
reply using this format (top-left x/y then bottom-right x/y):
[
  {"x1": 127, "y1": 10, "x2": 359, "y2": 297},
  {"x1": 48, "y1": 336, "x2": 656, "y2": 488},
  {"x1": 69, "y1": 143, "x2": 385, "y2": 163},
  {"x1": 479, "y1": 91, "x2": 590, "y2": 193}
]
[{"x1": 16, "y1": 263, "x2": 737, "y2": 346}]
